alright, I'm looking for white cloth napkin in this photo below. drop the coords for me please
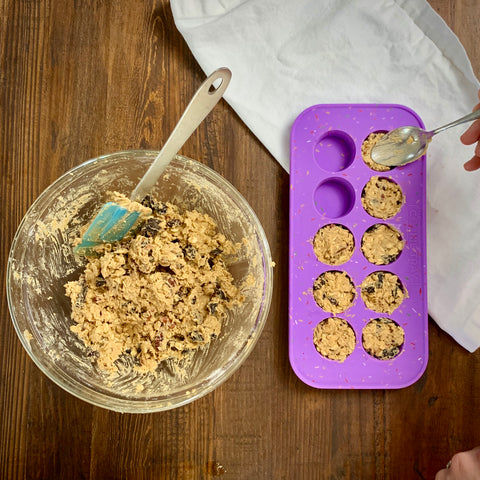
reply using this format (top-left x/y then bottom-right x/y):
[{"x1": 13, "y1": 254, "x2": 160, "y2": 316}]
[{"x1": 171, "y1": 0, "x2": 480, "y2": 352}]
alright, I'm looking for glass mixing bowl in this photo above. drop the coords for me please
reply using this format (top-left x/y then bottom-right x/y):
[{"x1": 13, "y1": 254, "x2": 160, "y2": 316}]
[{"x1": 7, "y1": 151, "x2": 273, "y2": 413}]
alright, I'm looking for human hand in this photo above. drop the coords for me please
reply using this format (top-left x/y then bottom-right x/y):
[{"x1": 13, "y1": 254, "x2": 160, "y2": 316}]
[
  {"x1": 461, "y1": 90, "x2": 480, "y2": 171},
  {"x1": 435, "y1": 446, "x2": 480, "y2": 480}
]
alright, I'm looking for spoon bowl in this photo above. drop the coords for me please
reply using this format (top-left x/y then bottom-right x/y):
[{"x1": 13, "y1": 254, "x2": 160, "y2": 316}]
[
  {"x1": 370, "y1": 126, "x2": 433, "y2": 167},
  {"x1": 371, "y1": 107, "x2": 480, "y2": 167}
]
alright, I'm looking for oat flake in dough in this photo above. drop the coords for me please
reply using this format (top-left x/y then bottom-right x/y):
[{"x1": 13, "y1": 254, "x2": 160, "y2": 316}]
[{"x1": 65, "y1": 194, "x2": 244, "y2": 375}]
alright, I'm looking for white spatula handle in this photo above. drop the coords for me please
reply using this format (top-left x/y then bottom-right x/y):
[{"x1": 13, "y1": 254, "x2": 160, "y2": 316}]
[{"x1": 130, "y1": 67, "x2": 232, "y2": 202}]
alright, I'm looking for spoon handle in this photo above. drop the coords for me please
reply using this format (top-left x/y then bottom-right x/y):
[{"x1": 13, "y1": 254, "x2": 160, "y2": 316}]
[
  {"x1": 130, "y1": 67, "x2": 232, "y2": 202},
  {"x1": 431, "y1": 108, "x2": 480, "y2": 135}
]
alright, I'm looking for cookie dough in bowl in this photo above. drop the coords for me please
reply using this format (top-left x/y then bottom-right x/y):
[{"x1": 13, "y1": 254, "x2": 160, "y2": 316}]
[
  {"x1": 6, "y1": 152, "x2": 273, "y2": 413},
  {"x1": 361, "y1": 177, "x2": 404, "y2": 219},
  {"x1": 313, "y1": 224, "x2": 355, "y2": 266},
  {"x1": 66, "y1": 196, "x2": 245, "y2": 375},
  {"x1": 360, "y1": 271, "x2": 407, "y2": 314}
]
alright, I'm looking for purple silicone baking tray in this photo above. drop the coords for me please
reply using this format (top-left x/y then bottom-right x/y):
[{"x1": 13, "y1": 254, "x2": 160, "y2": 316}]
[{"x1": 288, "y1": 104, "x2": 428, "y2": 389}]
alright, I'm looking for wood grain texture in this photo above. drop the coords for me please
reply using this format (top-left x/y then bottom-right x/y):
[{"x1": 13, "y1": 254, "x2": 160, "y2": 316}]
[{"x1": 1, "y1": 1, "x2": 479, "y2": 479}]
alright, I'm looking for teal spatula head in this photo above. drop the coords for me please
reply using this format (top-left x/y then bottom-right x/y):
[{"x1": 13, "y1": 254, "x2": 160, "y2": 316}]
[{"x1": 74, "y1": 202, "x2": 141, "y2": 255}]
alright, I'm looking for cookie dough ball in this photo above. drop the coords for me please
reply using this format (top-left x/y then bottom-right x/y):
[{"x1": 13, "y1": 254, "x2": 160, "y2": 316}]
[
  {"x1": 313, "y1": 271, "x2": 356, "y2": 314},
  {"x1": 360, "y1": 271, "x2": 407, "y2": 314},
  {"x1": 313, "y1": 317, "x2": 356, "y2": 362},
  {"x1": 361, "y1": 224, "x2": 404, "y2": 265},
  {"x1": 361, "y1": 133, "x2": 392, "y2": 172},
  {"x1": 313, "y1": 224, "x2": 355, "y2": 265},
  {"x1": 362, "y1": 318, "x2": 404, "y2": 359},
  {"x1": 361, "y1": 177, "x2": 404, "y2": 219}
]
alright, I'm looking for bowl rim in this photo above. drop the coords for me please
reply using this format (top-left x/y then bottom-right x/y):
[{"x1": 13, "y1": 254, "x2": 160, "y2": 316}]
[{"x1": 6, "y1": 151, "x2": 273, "y2": 413}]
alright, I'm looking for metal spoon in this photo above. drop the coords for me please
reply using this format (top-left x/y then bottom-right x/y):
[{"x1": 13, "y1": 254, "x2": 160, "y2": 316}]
[{"x1": 371, "y1": 108, "x2": 480, "y2": 167}]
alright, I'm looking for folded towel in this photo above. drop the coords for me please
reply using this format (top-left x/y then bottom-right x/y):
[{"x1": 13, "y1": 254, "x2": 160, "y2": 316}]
[{"x1": 171, "y1": 0, "x2": 480, "y2": 352}]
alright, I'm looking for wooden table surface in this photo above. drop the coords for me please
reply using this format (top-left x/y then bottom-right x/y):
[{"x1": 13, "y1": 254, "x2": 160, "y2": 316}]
[{"x1": 1, "y1": 1, "x2": 480, "y2": 479}]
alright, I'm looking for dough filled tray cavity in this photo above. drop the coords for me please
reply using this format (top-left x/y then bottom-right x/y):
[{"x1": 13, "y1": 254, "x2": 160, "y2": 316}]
[{"x1": 288, "y1": 104, "x2": 428, "y2": 389}]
